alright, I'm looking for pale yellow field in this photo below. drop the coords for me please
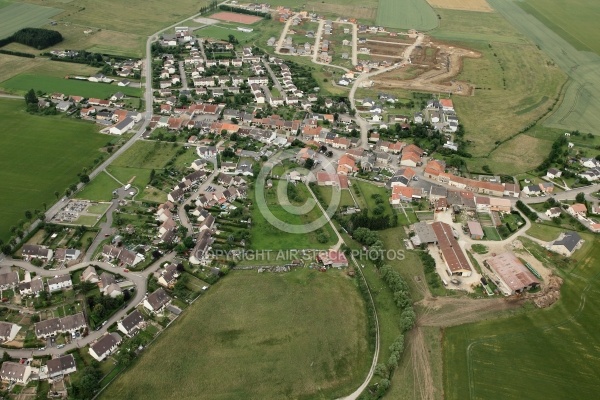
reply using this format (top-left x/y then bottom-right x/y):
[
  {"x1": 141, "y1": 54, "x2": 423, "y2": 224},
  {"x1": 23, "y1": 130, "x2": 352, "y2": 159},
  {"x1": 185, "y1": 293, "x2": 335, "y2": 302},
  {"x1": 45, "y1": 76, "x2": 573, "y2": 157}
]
[
  {"x1": 0, "y1": 55, "x2": 101, "y2": 84},
  {"x1": 427, "y1": 0, "x2": 493, "y2": 12}
]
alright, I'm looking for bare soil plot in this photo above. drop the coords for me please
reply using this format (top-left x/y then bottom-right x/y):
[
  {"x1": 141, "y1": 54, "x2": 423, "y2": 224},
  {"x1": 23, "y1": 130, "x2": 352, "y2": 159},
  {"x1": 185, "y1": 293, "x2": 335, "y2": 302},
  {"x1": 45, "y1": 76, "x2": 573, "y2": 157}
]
[
  {"x1": 427, "y1": 0, "x2": 493, "y2": 12},
  {"x1": 210, "y1": 11, "x2": 262, "y2": 24}
]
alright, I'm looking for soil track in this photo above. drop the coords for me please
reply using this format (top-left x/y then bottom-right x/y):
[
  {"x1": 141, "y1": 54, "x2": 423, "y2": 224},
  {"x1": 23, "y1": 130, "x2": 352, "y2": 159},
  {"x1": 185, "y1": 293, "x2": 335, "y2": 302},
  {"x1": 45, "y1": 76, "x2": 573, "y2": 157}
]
[
  {"x1": 372, "y1": 40, "x2": 480, "y2": 96},
  {"x1": 417, "y1": 296, "x2": 523, "y2": 327}
]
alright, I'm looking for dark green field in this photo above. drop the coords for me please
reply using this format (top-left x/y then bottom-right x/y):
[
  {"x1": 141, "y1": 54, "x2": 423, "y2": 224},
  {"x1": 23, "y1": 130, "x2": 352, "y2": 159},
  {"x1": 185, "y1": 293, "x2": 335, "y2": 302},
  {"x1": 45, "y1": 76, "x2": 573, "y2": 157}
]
[
  {"x1": 102, "y1": 269, "x2": 370, "y2": 399},
  {"x1": 443, "y1": 234, "x2": 600, "y2": 399},
  {"x1": 0, "y1": 99, "x2": 107, "y2": 241},
  {"x1": 0, "y1": 74, "x2": 141, "y2": 99}
]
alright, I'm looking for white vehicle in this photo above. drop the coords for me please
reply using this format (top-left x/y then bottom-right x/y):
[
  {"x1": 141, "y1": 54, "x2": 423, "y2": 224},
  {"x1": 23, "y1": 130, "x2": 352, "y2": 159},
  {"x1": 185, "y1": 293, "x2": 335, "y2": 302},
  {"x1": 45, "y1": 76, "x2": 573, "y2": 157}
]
[{"x1": 124, "y1": 184, "x2": 131, "y2": 190}]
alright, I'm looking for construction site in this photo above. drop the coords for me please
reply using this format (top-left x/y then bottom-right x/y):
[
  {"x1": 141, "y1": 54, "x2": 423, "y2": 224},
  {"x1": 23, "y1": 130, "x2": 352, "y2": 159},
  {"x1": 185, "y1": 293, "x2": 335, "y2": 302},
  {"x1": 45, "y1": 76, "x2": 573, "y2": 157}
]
[{"x1": 366, "y1": 35, "x2": 481, "y2": 96}]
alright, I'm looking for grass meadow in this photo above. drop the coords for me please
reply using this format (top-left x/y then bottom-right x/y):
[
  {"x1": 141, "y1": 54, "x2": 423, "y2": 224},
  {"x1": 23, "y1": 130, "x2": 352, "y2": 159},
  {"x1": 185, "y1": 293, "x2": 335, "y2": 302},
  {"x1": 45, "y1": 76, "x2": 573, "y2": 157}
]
[
  {"x1": 443, "y1": 233, "x2": 600, "y2": 399},
  {"x1": 263, "y1": 0, "x2": 378, "y2": 22},
  {"x1": 0, "y1": 54, "x2": 101, "y2": 86},
  {"x1": 102, "y1": 269, "x2": 370, "y2": 399},
  {"x1": 376, "y1": 0, "x2": 438, "y2": 31},
  {"x1": 430, "y1": 9, "x2": 566, "y2": 174},
  {"x1": 0, "y1": 99, "x2": 107, "y2": 241},
  {"x1": 317, "y1": 186, "x2": 356, "y2": 208},
  {"x1": 0, "y1": 74, "x2": 141, "y2": 98},
  {"x1": 77, "y1": 171, "x2": 121, "y2": 202},
  {"x1": 250, "y1": 181, "x2": 338, "y2": 251},
  {"x1": 0, "y1": 2, "x2": 63, "y2": 38}
]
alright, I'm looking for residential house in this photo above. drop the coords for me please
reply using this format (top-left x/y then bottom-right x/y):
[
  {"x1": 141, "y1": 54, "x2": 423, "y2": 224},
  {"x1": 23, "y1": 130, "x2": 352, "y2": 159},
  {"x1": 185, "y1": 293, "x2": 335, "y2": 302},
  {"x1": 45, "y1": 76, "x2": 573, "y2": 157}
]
[
  {"x1": 89, "y1": 333, "x2": 122, "y2": 362},
  {"x1": 21, "y1": 244, "x2": 52, "y2": 262},
  {"x1": 46, "y1": 355, "x2": 76, "y2": 379},
  {"x1": 47, "y1": 275, "x2": 72, "y2": 292},
  {"x1": 546, "y1": 168, "x2": 562, "y2": 179},
  {"x1": 549, "y1": 231, "x2": 583, "y2": 257},
  {"x1": 144, "y1": 288, "x2": 171, "y2": 313},
  {"x1": 157, "y1": 264, "x2": 179, "y2": 288},
  {"x1": 18, "y1": 277, "x2": 44, "y2": 296},
  {"x1": 117, "y1": 310, "x2": 145, "y2": 337},
  {"x1": 0, "y1": 362, "x2": 31, "y2": 385},
  {"x1": 0, "y1": 322, "x2": 20, "y2": 342},
  {"x1": 0, "y1": 272, "x2": 19, "y2": 290},
  {"x1": 567, "y1": 203, "x2": 587, "y2": 218},
  {"x1": 81, "y1": 266, "x2": 99, "y2": 283}
]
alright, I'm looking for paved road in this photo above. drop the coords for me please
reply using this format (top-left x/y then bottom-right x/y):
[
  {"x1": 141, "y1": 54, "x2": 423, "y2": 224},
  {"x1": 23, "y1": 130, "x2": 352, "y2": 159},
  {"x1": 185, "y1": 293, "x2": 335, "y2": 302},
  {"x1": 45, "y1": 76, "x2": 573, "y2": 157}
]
[
  {"x1": 312, "y1": 20, "x2": 325, "y2": 63},
  {"x1": 177, "y1": 157, "x2": 219, "y2": 235},
  {"x1": 0, "y1": 252, "x2": 174, "y2": 358},
  {"x1": 275, "y1": 13, "x2": 296, "y2": 53},
  {"x1": 262, "y1": 59, "x2": 286, "y2": 100},
  {"x1": 348, "y1": 33, "x2": 424, "y2": 148},
  {"x1": 178, "y1": 61, "x2": 189, "y2": 90}
]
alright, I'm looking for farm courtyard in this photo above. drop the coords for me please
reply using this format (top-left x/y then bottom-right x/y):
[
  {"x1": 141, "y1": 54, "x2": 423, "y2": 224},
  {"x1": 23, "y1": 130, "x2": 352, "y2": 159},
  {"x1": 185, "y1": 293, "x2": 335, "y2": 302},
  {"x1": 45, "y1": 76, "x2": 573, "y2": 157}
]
[{"x1": 101, "y1": 269, "x2": 370, "y2": 400}]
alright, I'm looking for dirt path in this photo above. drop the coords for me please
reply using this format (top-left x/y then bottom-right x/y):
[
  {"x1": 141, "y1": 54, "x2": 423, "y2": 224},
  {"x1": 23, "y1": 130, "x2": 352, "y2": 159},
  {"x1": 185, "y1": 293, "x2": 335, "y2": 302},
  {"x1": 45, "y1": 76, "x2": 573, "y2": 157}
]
[
  {"x1": 408, "y1": 328, "x2": 436, "y2": 400},
  {"x1": 417, "y1": 296, "x2": 523, "y2": 327}
]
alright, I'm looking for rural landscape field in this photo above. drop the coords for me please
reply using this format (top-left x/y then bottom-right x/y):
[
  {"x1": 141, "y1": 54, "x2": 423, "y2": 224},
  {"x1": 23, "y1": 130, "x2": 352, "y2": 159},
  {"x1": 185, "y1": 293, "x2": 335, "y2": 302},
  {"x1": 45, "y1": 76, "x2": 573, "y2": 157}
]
[
  {"x1": 102, "y1": 270, "x2": 370, "y2": 400},
  {"x1": 0, "y1": 99, "x2": 107, "y2": 241}
]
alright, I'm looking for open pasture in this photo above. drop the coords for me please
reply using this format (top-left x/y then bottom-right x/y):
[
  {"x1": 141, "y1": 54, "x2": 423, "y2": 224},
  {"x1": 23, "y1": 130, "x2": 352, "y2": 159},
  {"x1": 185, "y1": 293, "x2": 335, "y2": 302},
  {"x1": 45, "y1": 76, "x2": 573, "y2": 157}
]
[
  {"x1": 101, "y1": 269, "x2": 370, "y2": 400},
  {"x1": 265, "y1": 0, "x2": 378, "y2": 22},
  {"x1": 427, "y1": 0, "x2": 492, "y2": 12},
  {"x1": 0, "y1": 74, "x2": 141, "y2": 98},
  {"x1": 443, "y1": 233, "x2": 600, "y2": 399},
  {"x1": 0, "y1": 99, "x2": 106, "y2": 241},
  {"x1": 0, "y1": 2, "x2": 63, "y2": 39},
  {"x1": 376, "y1": 0, "x2": 438, "y2": 31}
]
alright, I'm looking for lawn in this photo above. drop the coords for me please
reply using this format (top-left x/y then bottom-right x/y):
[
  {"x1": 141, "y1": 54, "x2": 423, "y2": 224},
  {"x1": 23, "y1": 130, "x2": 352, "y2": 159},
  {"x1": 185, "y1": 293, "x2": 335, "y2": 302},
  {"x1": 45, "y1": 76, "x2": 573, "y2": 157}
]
[
  {"x1": 351, "y1": 179, "x2": 393, "y2": 217},
  {"x1": 102, "y1": 269, "x2": 370, "y2": 399},
  {"x1": 443, "y1": 232, "x2": 600, "y2": 399},
  {"x1": 250, "y1": 181, "x2": 338, "y2": 250},
  {"x1": 77, "y1": 172, "x2": 121, "y2": 202},
  {"x1": 0, "y1": 99, "x2": 107, "y2": 241},
  {"x1": 0, "y1": 54, "x2": 101, "y2": 86},
  {"x1": 195, "y1": 24, "x2": 259, "y2": 42},
  {"x1": 376, "y1": 0, "x2": 438, "y2": 31},
  {"x1": 0, "y1": 2, "x2": 63, "y2": 38},
  {"x1": 317, "y1": 186, "x2": 356, "y2": 209},
  {"x1": 0, "y1": 74, "x2": 141, "y2": 98}
]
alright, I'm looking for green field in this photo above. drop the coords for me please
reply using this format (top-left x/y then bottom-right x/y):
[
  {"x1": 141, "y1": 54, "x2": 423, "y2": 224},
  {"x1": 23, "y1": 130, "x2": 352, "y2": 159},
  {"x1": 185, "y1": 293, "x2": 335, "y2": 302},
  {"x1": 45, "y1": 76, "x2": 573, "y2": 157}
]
[
  {"x1": 258, "y1": 0, "x2": 378, "y2": 22},
  {"x1": 102, "y1": 269, "x2": 370, "y2": 399},
  {"x1": 251, "y1": 181, "x2": 338, "y2": 251},
  {"x1": 519, "y1": 0, "x2": 600, "y2": 55},
  {"x1": 77, "y1": 172, "x2": 120, "y2": 202},
  {"x1": 487, "y1": 0, "x2": 600, "y2": 136},
  {"x1": 0, "y1": 99, "x2": 107, "y2": 241},
  {"x1": 376, "y1": 0, "x2": 438, "y2": 31},
  {"x1": 443, "y1": 234, "x2": 600, "y2": 399},
  {"x1": 0, "y1": 74, "x2": 141, "y2": 98},
  {"x1": 318, "y1": 186, "x2": 356, "y2": 208},
  {"x1": 0, "y1": 2, "x2": 63, "y2": 39},
  {"x1": 196, "y1": 24, "x2": 259, "y2": 42}
]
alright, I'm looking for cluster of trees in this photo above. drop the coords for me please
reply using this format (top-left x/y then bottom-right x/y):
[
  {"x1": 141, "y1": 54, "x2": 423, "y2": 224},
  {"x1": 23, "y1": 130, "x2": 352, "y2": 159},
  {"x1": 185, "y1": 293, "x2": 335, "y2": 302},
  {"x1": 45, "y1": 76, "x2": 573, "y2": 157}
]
[
  {"x1": 536, "y1": 136, "x2": 568, "y2": 172},
  {"x1": 87, "y1": 292, "x2": 128, "y2": 325},
  {"x1": 352, "y1": 227, "x2": 380, "y2": 246},
  {"x1": 516, "y1": 200, "x2": 538, "y2": 221},
  {"x1": 287, "y1": 61, "x2": 319, "y2": 93},
  {"x1": 71, "y1": 363, "x2": 102, "y2": 399},
  {"x1": 199, "y1": 0, "x2": 218, "y2": 14},
  {"x1": 218, "y1": 4, "x2": 272, "y2": 18},
  {"x1": 286, "y1": 182, "x2": 305, "y2": 203},
  {"x1": 355, "y1": 271, "x2": 378, "y2": 347},
  {"x1": 380, "y1": 265, "x2": 415, "y2": 331},
  {"x1": 1, "y1": 28, "x2": 63, "y2": 50},
  {"x1": 0, "y1": 49, "x2": 34, "y2": 58},
  {"x1": 419, "y1": 251, "x2": 444, "y2": 289},
  {"x1": 342, "y1": 209, "x2": 397, "y2": 232}
]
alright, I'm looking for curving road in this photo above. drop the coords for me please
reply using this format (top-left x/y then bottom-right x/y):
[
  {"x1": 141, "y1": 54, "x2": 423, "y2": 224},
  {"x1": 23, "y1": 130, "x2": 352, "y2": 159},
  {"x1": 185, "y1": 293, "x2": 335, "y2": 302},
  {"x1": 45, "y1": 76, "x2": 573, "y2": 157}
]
[{"x1": 0, "y1": 252, "x2": 174, "y2": 358}]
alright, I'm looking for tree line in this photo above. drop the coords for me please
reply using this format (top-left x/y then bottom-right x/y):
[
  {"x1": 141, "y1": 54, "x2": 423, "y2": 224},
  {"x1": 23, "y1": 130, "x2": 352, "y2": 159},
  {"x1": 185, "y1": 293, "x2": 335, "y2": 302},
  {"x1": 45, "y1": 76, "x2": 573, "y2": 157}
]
[{"x1": 218, "y1": 4, "x2": 272, "y2": 19}]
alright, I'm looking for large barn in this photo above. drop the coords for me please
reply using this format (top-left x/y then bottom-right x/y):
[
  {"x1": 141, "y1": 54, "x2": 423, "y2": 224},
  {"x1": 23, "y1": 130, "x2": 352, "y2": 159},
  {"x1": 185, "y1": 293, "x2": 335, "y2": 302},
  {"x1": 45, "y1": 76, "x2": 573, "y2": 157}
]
[{"x1": 484, "y1": 252, "x2": 539, "y2": 295}]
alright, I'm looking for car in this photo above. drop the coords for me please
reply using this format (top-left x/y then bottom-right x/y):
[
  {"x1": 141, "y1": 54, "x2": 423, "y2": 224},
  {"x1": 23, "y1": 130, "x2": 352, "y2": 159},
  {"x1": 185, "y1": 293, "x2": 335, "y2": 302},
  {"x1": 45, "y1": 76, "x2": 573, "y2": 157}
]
[
  {"x1": 38, "y1": 347, "x2": 46, "y2": 351},
  {"x1": 56, "y1": 344, "x2": 65, "y2": 349},
  {"x1": 123, "y1": 269, "x2": 129, "y2": 273}
]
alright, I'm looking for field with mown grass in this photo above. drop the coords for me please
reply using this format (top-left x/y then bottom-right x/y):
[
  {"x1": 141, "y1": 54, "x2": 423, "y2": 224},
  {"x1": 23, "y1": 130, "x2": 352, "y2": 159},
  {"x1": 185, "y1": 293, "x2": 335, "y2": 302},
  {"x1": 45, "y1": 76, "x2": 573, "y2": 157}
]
[
  {"x1": 250, "y1": 180, "x2": 338, "y2": 251},
  {"x1": 0, "y1": 74, "x2": 141, "y2": 98},
  {"x1": 443, "y1": 232, "x2": 600, "y2": 399},
  {"x1": 102, "y1": 269, "x2": 370, "y2": 399},
  {"x1": 0, "y1": 99, "x2": 107, "y2": 241},
  {"x1": 0, "y1": 2, "x2": 63, "y2": 38}
]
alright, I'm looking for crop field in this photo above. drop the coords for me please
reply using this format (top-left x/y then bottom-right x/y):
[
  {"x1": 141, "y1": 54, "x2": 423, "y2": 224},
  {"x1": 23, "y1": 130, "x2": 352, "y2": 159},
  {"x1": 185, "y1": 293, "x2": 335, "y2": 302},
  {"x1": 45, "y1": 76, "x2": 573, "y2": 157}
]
[
  {"x1": 21, "y1": 0, "x2": 212, "y2": 36},
  {"x1": 0, "y1": 74, "x2": 141, "y2": 98},
  {"x1": 487, "y1": 0, "x2": 600, "y2": 136},
  {"x1": 250, "y1": 181, "x2": 338, "y2": 251},
  {"x1": 518, "y1": 0, "x2": 600, "y2": 55},
  {"x1": 0, "y1": 99, "x2": 107, "y2": 241},
  {"x1": 427, "y1": 0, "x2": 492, "y2": 12},
  {"x1": 102, "y1": 269, "x2": 370, "y2": 399},
  {"x1": 443, "y1": 233, "x2": 600, "y2": 399},
  {"x1": 196, "y1": 24, "x2": 259, "y2": 42},
  {"x1": 0, "y1": 2, "x2": 63, "y2": 39},
  {"x1": 376, "y1": 0, "x2": 438, "y2": 31}
]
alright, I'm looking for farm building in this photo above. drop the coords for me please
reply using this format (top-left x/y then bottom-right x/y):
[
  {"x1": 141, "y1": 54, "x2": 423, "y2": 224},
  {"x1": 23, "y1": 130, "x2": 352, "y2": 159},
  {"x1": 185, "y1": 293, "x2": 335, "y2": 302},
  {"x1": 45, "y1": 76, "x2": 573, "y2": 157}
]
[
  {"x1": 431, "y1": 221, "x2": 472, "y2": 277},
  {"x1": 467, "y1": 221, "x2": 484, "y2": 240},
  {"x1": 484, "y1": 252, "x2": 539, "y2": 296}
]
